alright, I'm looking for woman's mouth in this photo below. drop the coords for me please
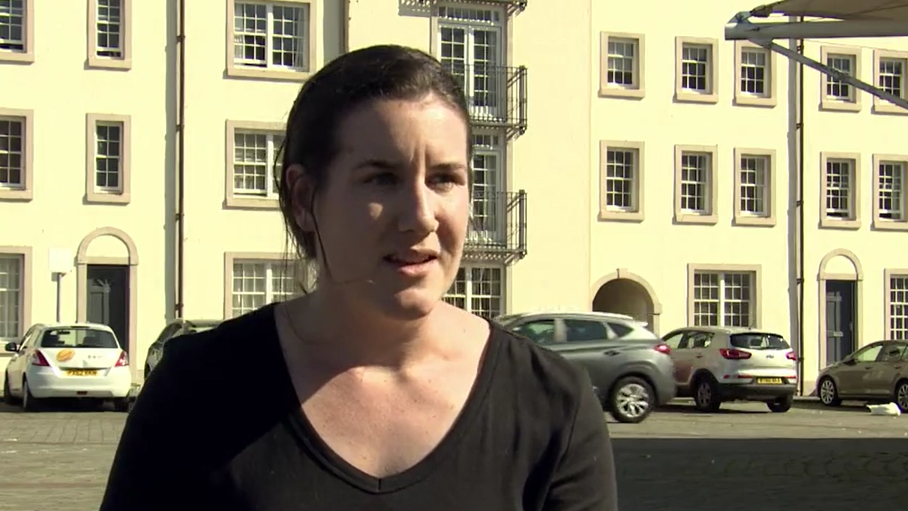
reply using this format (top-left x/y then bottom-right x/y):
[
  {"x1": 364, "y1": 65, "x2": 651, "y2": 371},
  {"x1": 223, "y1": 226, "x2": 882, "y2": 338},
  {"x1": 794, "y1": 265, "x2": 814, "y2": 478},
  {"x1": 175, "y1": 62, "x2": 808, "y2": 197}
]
[{"x1": 383, "y1": 252, "x2": 439, "y2": 276}]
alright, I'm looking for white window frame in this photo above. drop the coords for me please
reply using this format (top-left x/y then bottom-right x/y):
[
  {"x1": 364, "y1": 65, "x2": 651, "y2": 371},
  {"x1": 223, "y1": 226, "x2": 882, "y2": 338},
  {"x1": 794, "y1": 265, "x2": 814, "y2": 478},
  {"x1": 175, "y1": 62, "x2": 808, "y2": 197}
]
[
  {"x1": 674, "y1": 37, "x2": 718, "y2": 104},
  {"x1": 688, "y1": 265, "x2": 760, "y2": 328},
  {"x1": 468, "y1": 131, "x2": 506, "y2": 242},
  {"x1": 434, "y1": 4, "x2": 505, "y2": 121},
  {"x1": 873, "y1": 49, "x2": 908, "y2": 115},
  {"x1": 225, "y1": 120, "x2": 284, "y2": 209},
  {"x1": 599, "y1": 32, "x2": 645, "y2": 99},
  {"x1": 93, "y1": 121, "x2": 124, "y2": 194},
  {"x1": 0, "y1": 116, "x2": 25, "y2": 191},
  {"x1": 226, "y1": 0, "x2": 317, "y2": 81},
  {"x1": 733, "y1": 148, "x2": 776, "y2": 227},
  {"x1": 885, "y1": 270, "x2": 908, "y2": 340},
  {"x1": 0, "y1": 249, "x2": 29, "y2": 342},
  {"x1": 872, "y1": 154, "x2": 908, "y2": 231},
  {"x1": 734, "y1": 41, "x2": 777, "y2": 107},
  {"x1": 599, "y1": 140, "x2": 644, "y2": 221},
  {"x1": 0, "y1": 0, "x2": 33, "y2": 64},
  {"x1": 820, "y1": 46, "x2": 862, "y2": 112},
  {"x1": 819, "y1": 152, "x2": 861, "y2": 229},
  {"x1": 227, "y1": 257, "x2": 296, "y2": 319},
  {"x1": 88, "y1": 0, "x2": 132, "y2": 70},
  {"x1": 443, "y1": 264, "x2": 505, "y2": 319},
  {"x1": 85, "y1": 113, "x2": 131, "y2": 205}
]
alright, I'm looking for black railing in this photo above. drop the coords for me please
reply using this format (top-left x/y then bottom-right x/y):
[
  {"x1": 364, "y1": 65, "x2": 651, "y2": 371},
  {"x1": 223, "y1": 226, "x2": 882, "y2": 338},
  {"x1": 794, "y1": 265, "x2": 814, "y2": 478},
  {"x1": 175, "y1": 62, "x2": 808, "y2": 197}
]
[
  {"x1": 464, "y1": 190, "x2": 527, "y2": 262},
  {"x1": 442, "y1": 62, "x2": 528, "y2": 134}
]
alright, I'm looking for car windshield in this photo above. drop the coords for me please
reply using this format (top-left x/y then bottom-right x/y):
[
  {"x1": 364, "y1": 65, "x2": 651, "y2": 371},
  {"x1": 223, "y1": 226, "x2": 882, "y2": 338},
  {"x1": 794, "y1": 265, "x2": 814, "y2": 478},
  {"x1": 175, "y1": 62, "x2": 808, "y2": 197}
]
[
  {"x1": 39, "y1": 328, "x2": 119, "y2": 349},
  {"x1": 730, "y1": 333, "x2": 790, "y2": 350}
]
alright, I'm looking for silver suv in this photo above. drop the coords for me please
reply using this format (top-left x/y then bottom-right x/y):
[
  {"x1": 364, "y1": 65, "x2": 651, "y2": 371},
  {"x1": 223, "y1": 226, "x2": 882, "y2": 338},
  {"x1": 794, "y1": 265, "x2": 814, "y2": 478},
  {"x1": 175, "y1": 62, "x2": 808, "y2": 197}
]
[{"x1": 661, "y1": 327, "x2": 797, "y2": 413}]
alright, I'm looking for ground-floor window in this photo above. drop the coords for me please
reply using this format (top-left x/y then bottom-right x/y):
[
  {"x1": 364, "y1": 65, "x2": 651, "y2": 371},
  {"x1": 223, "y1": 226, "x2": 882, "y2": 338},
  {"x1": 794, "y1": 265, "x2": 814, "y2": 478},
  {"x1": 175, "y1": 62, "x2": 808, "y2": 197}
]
[
  {"x1": 691, "y1": 271, "x2": 755, "y2": 327},
  {"x1": 0, "y1": 255, "x2": 22, "y2": 340},
  {"x1": 443, "y1": 265, "x2": 505, "y2": 319},
  {"x1": 889, "y1": 275, "x2": 908, "y2": 339},
  {"x1": 230, "y1": 260, "x2": 296, "y2": 318}
]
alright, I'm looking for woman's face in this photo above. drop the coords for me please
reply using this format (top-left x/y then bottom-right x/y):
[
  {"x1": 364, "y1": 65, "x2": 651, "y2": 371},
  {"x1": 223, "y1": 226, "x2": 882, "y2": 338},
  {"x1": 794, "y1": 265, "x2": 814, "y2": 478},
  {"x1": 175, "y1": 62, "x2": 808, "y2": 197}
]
[{"x1": 302, "y1": 93, "x2": 471, "y2": 320}]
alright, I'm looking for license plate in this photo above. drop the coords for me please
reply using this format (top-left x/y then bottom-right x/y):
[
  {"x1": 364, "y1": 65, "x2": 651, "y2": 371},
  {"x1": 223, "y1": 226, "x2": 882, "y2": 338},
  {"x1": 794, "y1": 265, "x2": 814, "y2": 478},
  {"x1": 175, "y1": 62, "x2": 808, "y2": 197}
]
[
  {"x1": 756, "y1": 377, "x2": 783, "y2": 385},
  {"x1": 65, "y1": 369, "x2": 98, "y2": 377}
]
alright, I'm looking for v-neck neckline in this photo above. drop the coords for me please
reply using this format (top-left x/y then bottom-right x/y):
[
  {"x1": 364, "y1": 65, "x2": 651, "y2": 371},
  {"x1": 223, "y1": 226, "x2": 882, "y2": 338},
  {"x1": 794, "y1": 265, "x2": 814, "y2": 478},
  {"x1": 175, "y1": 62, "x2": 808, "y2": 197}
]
[{"x1": 266, "y1": 304, "x2": 504, "y2": 494}]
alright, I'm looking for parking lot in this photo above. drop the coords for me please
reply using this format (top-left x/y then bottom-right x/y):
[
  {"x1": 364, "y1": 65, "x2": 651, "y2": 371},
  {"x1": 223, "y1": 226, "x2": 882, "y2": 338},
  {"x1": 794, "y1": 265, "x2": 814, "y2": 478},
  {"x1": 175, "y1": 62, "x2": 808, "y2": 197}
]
[{"x1": 0, "y1": 400, "x2": 905, "y2": 511}]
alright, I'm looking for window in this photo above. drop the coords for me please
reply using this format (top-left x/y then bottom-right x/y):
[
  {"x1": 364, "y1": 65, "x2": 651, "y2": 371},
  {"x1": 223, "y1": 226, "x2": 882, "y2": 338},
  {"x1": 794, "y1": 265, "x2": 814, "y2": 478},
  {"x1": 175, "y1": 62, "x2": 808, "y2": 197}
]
[
  {"x1": 88, "y1": 0, "x2": 131, "y2": 69},
  {"x1": 819, "y1": 152, "x2": 861, "y2": 229},
  {"x1": 598, "y1": 141, "x2": 644, "y2": 221},
  {"x1": 0, "y1": 108, "x2": 33, "y2": 201},
  {"x1": 0, "y1": 249, "x2": 29, "y2": 342},
  {"x1": 436, "y1": 5, "x2": 504, "y2": 123},
  {"x1": 674, "y1": 37, "x2": 718, "y2": 103},
  {"x1": 852, "y1": 344, "x2": 883, "y2": 363},
  {"x1": 225, "y1": 121, "x2": 285, "y2": 209},
  {"x1": 227, "y1": 0, "x2": 317, "y2": 81},
  {"x1": 468, "y1": 132, "x2": 505, "y2": 242},
  {"x1": 885, "y1": 271, "x2": 908, "y2": 340},
  {"x1": 225, "y1": 254, "x2": 296, "y2": 319},
  {"x1": 443, "y1": 265, "x2": 504, "y2": 319},
  {"x1": 86, "y1": 114, "x2": 131, "y2": 204},
  {"x1": 599, "y1": 32, "x2": 645, "y2": 99},
  {"x1": 674, "y1": 145, "x2": 718, "y2": 224},
  {"x1": 734, "y1": 41, "x2": 776, "y2": 107},
  {"x1": 512, "y1": 320, "x2": 555, "y2": 343},
  {"x1": 873, "y1": 49, "x2": 908, "y2": 114},
  {"x1": 0, "y1": 0, "x2": 33, "y2": 63},
  {"x1": 820, "y1": 46, "x2": 861, "y2": 112},
  {"x1": 564, "y1": 319, "x2": 609, "y2": 342},
  {"x1": 689, "y1": 265, "x2": 760, "y2": 328},
  {"x1": 733, "y1": 148, "x2": 776, "y2": 227},
  {"x1": 872, "y1": 155, "x2": 908, "y2": 230}
]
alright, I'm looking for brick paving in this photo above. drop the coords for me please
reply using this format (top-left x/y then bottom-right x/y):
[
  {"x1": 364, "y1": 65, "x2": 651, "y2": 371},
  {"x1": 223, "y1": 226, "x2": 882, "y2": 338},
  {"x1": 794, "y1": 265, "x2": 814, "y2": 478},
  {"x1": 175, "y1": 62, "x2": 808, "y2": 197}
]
[{"x1": 0, "y1": 400, "x2": 905, "y2": 510}]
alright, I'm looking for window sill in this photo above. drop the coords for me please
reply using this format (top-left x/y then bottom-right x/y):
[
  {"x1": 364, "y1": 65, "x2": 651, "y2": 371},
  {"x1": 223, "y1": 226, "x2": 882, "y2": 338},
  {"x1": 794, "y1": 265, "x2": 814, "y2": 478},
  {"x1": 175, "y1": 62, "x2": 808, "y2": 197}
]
[
  {"x1": 819, "y1": 217, "x2": 860, "y2": 230},
  {"x1": 598, "y1": 209, "x2": 644, "y2": 222},
  {"x1": 87, "y1": 56, "x2": 132, "y2": 71},
  {"x1": 0, "y1": 188, "x2": 33, "y2": 201},
  {"x1": 819, "y1": 99, "x2": 861, "y2": 112},
  {"x1": 733, "y1": 215, "x2": 776, "y2": 227},
  {"x1": 0, "y1": 50, "x2": 34, "y2": 64},
  {"x1": 226, "y1": 65, "x2": 314, "y2": 82},
  {"x1": 86, "y1": 191, "x2": 131, "y2": 205},
  {"x1": 871, "y1": 219, "x2": 908, "y2": 231},
  {"x1": 675, "y1": 213, "x2": 718, "y2": 225},
  {"x1": 225, "y1": 196, "x2": 280, "y2": 210},
  {"x1": 599, "y1": 87, "x2": 644, "y2": 100},
  {"x1": 675, "y1": 91, "x2": 718, "y2": 104}
]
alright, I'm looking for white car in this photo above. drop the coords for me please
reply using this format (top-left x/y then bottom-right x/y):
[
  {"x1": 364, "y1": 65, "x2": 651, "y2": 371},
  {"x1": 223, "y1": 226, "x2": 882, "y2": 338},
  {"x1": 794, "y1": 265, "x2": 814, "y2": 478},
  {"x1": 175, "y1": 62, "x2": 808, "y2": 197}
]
[{"x1": 3, "y1": 323, "x2": 133, "y2": 412}]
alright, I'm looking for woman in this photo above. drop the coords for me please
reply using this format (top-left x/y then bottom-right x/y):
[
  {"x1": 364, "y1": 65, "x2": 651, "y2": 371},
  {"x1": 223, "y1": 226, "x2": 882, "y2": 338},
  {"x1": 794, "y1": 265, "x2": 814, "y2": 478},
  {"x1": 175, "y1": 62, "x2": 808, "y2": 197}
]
[{"x1": 99, "y1": 44, "x2": 617, "y2": 511}]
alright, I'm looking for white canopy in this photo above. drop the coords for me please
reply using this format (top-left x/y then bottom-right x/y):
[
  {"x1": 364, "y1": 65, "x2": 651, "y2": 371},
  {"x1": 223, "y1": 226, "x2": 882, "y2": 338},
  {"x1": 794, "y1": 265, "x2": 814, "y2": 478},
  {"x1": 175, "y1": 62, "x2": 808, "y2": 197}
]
[{"x1": 725, "y1": 0, "x2": 908, "y2": 109}]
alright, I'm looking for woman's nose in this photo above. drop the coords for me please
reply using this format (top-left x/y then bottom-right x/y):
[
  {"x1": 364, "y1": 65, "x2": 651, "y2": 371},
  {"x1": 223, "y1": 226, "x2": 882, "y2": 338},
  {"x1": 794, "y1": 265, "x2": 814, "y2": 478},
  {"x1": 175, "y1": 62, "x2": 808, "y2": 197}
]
[{"x1": 396, "y1": 183, "x2": 439, "y2": 235}]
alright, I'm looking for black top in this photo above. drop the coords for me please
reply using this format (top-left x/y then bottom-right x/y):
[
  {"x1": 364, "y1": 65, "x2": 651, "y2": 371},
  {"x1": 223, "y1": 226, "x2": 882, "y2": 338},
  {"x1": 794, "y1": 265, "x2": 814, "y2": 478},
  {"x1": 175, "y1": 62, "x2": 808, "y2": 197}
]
[{"x1": 99, "y1": 304, "x2": 618, "y2": 511}]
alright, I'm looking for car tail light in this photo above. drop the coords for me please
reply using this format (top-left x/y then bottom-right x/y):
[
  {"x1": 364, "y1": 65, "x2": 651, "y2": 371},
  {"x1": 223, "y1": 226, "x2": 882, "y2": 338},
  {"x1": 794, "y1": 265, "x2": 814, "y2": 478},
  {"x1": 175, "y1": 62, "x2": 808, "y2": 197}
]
[
  {"x1": 115, "y1": 351, "x2": 129, "y2": 367},
  {"x1": 719, "y1": 348, "x2": 752, "y2": 360},
  {"x1": 786, "y1": 351, "x2": 797, "y2": 361},
  {"x1": 30, "y1": 350, "x2": 50, "y2": 367},
  {"x1": 653, "y1": 343, "x2": 672, "y2": 355}
]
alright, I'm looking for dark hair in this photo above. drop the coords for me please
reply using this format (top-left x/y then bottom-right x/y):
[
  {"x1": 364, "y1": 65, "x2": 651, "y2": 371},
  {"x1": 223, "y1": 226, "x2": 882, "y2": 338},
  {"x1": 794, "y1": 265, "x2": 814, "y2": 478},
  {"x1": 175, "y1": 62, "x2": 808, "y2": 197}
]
[{"x1": 276, "y1": 44, "x2": 472, "y2": 263}]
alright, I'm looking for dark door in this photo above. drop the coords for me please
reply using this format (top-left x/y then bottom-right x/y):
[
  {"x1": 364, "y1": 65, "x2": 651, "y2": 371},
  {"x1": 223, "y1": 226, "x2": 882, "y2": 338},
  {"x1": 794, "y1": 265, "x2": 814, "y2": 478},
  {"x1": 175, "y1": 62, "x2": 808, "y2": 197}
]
[
  {"x1": 825, "y1": 280, "x2": 856, "y2": 366},
  {"x1": 86, "y1": 265, "x2": 130, "y2": 354}
]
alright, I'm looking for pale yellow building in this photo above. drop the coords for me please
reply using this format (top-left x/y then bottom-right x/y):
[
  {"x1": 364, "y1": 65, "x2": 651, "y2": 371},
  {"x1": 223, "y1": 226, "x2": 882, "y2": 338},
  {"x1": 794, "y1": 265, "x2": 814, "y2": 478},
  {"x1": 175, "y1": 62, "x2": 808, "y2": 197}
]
[{"x1": 1, "y1": 0, "x2": 906, "y2": 394}]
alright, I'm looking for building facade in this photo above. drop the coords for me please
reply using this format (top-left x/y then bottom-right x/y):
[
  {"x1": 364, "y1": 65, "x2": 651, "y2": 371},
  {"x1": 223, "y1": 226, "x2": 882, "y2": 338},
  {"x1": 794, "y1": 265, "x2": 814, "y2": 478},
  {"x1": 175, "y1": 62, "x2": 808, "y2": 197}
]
[{"x1": 1, "y1": 0, "x2": 906, "y2": 393}]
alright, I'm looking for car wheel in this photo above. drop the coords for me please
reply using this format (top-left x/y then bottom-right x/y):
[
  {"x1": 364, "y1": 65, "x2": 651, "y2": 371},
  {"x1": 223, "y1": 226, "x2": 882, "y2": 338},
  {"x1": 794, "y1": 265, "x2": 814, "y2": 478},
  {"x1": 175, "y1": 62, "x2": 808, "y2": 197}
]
[
  {"x1": 21, "y1": 379, "x2": 41, "y2": 412},
  {"x1": 113, "y1": 398, "x2": 130, "y2": 413},
  {"x1": 2, "y1": 373, "x2": 19, "y2": 405},
  {"x1": 894, "y1": 380, "x2": 908, "y2": 413},
  {"x1": 818, "y1": 377, "x2": 842, "y2": 407},
  {"x1": 767, "y1": 394, "x2": 793, "y2": 413},
  {"x1": 609, "y1": 377, "x2": 655, "y2": 424},
  {"x1": 693, "y1": 376, "x2": 721, "y2": 413}
]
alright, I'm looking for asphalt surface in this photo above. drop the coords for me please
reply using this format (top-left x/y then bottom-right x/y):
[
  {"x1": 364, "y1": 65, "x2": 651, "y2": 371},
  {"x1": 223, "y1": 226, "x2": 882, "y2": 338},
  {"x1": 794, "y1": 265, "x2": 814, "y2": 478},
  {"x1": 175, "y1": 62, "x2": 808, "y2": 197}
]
[{"x1": 0, "y1": 399, "x2": 905, "y2": 510}]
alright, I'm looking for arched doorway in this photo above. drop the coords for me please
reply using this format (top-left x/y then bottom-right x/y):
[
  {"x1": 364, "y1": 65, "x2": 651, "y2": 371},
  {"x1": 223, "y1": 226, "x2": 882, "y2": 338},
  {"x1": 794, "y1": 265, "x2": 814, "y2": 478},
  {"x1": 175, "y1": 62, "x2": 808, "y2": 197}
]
[{"x1": 591, "y1": 269, "x2": 662, "y2": 334}]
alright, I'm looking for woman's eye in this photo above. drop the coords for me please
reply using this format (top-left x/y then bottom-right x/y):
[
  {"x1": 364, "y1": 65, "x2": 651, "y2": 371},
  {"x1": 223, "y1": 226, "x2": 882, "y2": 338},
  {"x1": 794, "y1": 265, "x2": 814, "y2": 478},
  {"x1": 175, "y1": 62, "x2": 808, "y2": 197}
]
[
  {"x1": 429, "y1": 173, "x2": 461, "y2": 189},
  {"x1": 365, "y1": 173, "x2": 398, "y2": 186}
]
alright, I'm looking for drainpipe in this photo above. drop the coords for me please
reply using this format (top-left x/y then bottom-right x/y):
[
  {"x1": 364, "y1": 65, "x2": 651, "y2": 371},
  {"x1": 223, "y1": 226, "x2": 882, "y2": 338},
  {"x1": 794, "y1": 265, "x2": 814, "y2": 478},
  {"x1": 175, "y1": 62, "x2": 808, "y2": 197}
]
[
  {"x1": 174, "y1": 0, "x2": 186, "y2": 318},
  {"x1": 795, "y1": 17, "x2": 806, "y2": 396}
]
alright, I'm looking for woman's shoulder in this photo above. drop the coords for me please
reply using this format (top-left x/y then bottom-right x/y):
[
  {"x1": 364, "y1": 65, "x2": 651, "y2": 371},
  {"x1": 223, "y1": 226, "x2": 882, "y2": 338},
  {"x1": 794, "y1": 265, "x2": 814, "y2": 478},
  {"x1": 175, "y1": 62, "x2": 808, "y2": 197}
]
[
  {"x1": 162, "y1": 305, "x2": 280, "y2": 365},
  {"x1": 488, "y1": 324, "x2": 593, "y2": 407}
]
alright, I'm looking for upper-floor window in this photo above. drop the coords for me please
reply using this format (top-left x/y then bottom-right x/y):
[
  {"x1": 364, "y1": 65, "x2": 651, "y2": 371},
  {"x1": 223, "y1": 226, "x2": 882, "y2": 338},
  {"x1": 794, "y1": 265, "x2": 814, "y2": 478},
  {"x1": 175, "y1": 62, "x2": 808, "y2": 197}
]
[
  {"x1": 88, "y1": 0, "x2": 131, "y2": 69},
  {"x1": 228, "y1": 1, "x2": 315, "y2": 80},
  {"x1": 734, "y1": 149, "x2": 776, "y2": 227},
  {"x1": 675, "y1": 37, "x2": 718, "y2": 103},
  {"x1": 820, "y1": 46, "x2": 861, "y2": 112},
  {"x1": 674, "y1": 145, "x2": 718, "y2": 224},
  {"x1": 599, "y1": 32, "x2": 645, "y2": 99},
  {"x1": 97, "y1": 0, "x2": 123, "y2": 57},
  {"x1": 598, "y1": 141, "x2": 644, "y2": 222},
  {"x1": 0, "y1": 108, "x2": 33, "y2": 201},
  {"x1": 0, "y1": 0, "x2": 33, "y2": 63},
  {"x1": 872, "y1": 155, "x2": 908, "y2": 230},
  {"x1": 873, "y1": 49, "x2": 908, "y2": 114},
  {"x1": 86, "y1": 114, "x2": 131, "y2": 204},
  {"x1": 820, "y1": 152, "x2": 861, "y2": 229},
  {"x1": 734, "y1": 42, "x2": 776, "y2": 107},
  {"x1": 226, "y1": 122, "x2": 284, "y2": 209}
]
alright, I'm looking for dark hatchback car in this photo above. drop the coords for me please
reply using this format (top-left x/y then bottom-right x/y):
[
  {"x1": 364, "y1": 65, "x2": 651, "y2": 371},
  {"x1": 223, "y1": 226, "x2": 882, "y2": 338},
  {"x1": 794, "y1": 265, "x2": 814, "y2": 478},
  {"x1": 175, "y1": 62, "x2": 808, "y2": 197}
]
[
  {"x1": 143, "y1": 319, "x2": 222, "y2": 378},
  {"x1": 816, "y1": 339, "x2": 908, "y2": 412}
]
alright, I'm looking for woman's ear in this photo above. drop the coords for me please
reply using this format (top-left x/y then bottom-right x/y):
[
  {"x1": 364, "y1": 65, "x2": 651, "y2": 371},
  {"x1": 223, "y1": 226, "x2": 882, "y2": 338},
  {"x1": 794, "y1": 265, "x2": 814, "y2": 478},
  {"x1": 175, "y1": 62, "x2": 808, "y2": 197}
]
[{"x1": 285, "y1": 164, "x2": 316, "y2": 233}]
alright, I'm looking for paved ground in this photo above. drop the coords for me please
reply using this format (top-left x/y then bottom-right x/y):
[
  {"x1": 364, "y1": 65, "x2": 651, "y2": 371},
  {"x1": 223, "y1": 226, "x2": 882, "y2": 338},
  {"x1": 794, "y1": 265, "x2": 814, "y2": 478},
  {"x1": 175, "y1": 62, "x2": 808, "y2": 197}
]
[{"x1": 0, "y1": 399, "x2": 905, "y2": 510}]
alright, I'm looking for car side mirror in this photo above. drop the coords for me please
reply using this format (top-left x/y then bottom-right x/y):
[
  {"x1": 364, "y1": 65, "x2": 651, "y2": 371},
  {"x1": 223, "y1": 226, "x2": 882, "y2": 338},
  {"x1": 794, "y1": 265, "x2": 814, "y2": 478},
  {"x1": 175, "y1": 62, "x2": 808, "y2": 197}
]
[
  {"x1": 4, "y1": 342, "x2": 19, "y2": 353},
  {"x1": 843, "y1": 357, "x2": 856, "y2": 365}
]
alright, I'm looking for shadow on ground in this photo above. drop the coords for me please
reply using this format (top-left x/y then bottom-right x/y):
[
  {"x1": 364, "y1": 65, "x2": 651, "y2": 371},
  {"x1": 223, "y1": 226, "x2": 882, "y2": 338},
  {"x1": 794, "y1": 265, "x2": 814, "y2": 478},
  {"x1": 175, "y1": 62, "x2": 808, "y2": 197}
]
[{"x1": 613, "y1": 437, "x2": 908, "y2": 511}]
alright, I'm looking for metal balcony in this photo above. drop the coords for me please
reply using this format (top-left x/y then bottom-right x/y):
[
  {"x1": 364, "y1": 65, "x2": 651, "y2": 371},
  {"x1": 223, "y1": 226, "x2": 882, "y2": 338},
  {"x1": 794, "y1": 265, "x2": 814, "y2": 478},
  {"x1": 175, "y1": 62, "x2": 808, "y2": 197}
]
[
  {"x1": 442, "y1": 62, "x2": 528, "y2": 135},
  {"x1": 464, "y1": 190, "x2": 527, "y2": 262},
  {"x1": 412, "y1": 0, "x2": 528, "y2": 14}
]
